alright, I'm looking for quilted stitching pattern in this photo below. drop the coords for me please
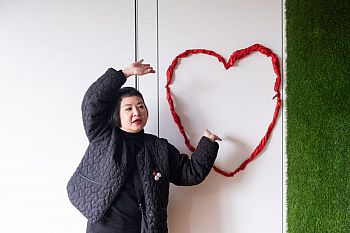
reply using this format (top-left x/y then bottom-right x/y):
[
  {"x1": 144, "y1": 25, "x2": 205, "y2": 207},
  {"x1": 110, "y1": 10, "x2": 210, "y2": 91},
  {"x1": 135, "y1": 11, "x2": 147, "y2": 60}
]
[
  {"x1": 66, "y1": 68, "x2": 219, "y2": 232},
  {"x1": 67, "y1": 68, "x2": 128, "y2": 223}
]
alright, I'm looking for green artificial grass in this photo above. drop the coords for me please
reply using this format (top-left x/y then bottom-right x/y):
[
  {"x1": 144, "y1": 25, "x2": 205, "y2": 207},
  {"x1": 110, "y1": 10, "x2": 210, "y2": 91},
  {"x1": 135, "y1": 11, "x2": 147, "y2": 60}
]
[{"x1": 286, "y1": 0, "x2": 350, "y2": 232}]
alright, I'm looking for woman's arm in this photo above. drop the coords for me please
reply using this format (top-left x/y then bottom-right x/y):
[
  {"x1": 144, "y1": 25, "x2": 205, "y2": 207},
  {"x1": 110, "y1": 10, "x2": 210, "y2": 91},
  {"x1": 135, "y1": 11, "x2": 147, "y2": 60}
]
[
  {"x1": 169, "y1": 130, "x2": 221, "y2": 186},
  {"x1": 82, "y1": 68, "x2": 127, "y2": 141},
  {"x1": 82, "y1": 60, "x2": 155, "y2": 141}
]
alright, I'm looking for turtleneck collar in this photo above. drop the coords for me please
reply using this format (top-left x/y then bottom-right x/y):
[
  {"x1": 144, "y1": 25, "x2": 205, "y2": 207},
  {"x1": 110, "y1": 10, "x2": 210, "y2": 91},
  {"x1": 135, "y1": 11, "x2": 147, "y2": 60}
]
[
  {"x1": 119, "y1": 128, "x2": 144, "y2": 138},
  {"x1": 118, "y1": 128, "x2": 145, "y2": 149}
]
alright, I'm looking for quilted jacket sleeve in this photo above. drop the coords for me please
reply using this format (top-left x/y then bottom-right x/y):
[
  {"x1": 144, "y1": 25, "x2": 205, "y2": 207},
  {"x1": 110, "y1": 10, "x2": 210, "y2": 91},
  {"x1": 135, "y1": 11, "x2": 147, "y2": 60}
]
[
  {"x1": 81, "y1": 68, "x2": 127, "y2": 142},
  {"x1": 169, "y1": 137, "x2": 219, "y2": 186}
]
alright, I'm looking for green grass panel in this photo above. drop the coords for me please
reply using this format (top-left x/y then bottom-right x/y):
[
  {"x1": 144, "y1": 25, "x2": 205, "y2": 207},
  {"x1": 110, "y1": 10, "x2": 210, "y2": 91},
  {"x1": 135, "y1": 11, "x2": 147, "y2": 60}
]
[{"x1": 286, "y1": 0, "x2": 350, "y2": 232}]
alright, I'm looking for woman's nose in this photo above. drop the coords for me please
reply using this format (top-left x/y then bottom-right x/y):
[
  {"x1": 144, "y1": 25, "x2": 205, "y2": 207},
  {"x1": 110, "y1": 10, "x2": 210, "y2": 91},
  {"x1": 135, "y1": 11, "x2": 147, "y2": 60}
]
[{"x1": 133, "y1": 108, "x2": 140, "y2": 116}]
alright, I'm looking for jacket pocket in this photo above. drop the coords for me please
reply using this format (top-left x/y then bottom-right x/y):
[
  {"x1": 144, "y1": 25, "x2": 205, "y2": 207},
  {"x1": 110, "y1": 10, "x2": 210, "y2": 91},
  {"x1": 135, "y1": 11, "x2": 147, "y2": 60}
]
[
  {"x1": 67, "y1": 171, "x2": 104, "y2": 222},
  {"x1": 78, "y1": 172, "x2": 102, "y2": 186}
]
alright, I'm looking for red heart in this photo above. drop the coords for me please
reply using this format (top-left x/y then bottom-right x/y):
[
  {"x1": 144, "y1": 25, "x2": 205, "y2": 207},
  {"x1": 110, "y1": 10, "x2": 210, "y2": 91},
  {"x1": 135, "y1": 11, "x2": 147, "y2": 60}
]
[{"x1": 165, "y1": 44, "x2": 281, "y2": 177}]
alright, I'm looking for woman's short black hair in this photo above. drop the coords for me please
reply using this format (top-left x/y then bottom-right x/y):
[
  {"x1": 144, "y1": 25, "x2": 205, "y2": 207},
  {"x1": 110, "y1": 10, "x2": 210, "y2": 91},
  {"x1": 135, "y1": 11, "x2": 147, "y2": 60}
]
[{"x1": 111, "y1": 87, "x2": 147, "y2": 128}]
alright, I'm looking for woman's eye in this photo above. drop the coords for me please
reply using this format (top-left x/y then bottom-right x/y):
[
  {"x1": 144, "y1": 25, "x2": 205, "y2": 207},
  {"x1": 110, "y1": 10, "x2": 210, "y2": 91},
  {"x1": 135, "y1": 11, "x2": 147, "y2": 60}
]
[{"x1": 125, "y1": 108, "x2": 132, "y2": 111}]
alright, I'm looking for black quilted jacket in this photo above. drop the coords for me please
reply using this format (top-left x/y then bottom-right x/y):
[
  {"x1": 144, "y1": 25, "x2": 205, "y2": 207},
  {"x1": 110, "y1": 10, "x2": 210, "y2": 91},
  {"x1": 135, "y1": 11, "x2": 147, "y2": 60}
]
[{"x1": 66, "y1": 68, "x2": 219, "y2": 232}]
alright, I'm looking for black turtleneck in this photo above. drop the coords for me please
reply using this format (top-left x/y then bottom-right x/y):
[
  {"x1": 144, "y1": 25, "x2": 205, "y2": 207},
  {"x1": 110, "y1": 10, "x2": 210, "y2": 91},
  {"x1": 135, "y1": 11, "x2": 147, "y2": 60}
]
[
  {"x1": 87, "y1": 129, "x2": 145, "y2": 233},
  {"x1": 122, "y1": 129, "x2": 145, "y2": 149}
]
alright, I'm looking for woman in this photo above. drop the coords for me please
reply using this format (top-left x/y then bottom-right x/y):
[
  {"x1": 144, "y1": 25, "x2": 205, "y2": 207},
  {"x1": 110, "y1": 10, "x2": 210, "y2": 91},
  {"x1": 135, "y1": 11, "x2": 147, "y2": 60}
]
[{"x1": 67, "y1": 60, "x2": 221, "y2": 233}]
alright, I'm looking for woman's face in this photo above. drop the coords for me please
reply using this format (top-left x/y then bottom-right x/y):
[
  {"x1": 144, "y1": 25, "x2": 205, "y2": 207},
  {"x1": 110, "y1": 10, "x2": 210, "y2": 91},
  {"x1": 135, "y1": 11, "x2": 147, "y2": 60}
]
[{"x1": 119, "y1": 96, "x2": 148, "y2": 133}]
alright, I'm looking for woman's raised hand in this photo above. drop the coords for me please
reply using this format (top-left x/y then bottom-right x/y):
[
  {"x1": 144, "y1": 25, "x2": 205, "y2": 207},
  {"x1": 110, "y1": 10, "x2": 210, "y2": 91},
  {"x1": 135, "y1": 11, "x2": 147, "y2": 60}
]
[
  {"x1": 203, "y1": 129, "x2": 222, "y2": 142},
  {"x1": 122, "y1": 59, "x2": 155, "y2": 78}
]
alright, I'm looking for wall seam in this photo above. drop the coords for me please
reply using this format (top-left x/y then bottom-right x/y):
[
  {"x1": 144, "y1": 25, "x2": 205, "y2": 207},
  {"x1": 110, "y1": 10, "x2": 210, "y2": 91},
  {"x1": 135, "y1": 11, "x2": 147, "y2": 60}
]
[{"x1": 134, "y1": 0, "x2": 139, "y2": 88}]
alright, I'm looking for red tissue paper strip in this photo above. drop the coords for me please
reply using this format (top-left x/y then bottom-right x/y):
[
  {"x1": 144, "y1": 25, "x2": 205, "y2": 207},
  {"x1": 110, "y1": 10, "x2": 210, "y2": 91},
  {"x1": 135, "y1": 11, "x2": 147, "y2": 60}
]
[{"x1": 165, "y1": 44, "x2": 281, "y2": 177}]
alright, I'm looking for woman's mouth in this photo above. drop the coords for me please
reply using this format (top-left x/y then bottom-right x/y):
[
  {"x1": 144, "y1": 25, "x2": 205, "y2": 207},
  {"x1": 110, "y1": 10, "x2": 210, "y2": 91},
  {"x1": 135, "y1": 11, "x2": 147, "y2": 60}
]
[{"x1": 132, "y1": 119, "x2": 142, "y2": 125}]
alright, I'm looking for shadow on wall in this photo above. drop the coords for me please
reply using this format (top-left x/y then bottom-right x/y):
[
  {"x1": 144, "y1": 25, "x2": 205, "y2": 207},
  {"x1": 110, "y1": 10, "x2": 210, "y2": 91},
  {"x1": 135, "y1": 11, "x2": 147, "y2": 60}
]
[
  {"x1": 169, "y1": 88, "x2": 253, "y2": 177},
  {"x1": 165, "y1": 70, "x2": 257, "y2": 232},
  {"x1": 168, "y1": 170, "x2": 247, "y2": 233},
  {"x1": 165, "y1": 124, "x2": 252, "y2": 232}
]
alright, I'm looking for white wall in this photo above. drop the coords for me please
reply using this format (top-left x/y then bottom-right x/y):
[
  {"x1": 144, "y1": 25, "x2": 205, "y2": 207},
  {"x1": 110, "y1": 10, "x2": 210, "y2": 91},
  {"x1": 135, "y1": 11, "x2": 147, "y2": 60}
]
[
  {"x1": 0, "y1": 0, "x2": 283, "y2": 232},
  {"x1": 156, "y1": 1, "x2": 283, "y2": 233},
  {"x1": 0, "y1": 1, "x2": 136, "y2": 232}
]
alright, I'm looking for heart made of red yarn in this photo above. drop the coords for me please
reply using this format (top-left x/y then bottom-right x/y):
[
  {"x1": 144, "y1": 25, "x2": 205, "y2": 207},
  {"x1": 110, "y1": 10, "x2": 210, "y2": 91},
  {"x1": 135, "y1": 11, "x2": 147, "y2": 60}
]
[{"x1": 165, "y1": 44, "x2": 281, "y2": 177}]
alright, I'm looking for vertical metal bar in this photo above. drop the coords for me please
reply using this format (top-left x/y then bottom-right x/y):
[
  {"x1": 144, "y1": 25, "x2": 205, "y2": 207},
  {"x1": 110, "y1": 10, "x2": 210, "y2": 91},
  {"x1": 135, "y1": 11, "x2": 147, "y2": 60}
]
[{"x1": 134, "y1": 0, "x2": 139, "y2": 89}]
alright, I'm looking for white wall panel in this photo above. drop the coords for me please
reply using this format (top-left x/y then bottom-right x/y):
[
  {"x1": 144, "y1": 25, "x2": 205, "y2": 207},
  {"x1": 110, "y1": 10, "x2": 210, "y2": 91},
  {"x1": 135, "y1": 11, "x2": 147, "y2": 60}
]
[
  {"x1": 0, "y1": 0, "x2": 284, "y2": 232},
  {"x1": 138, "y1": 0, "x2": 159, "y2": 136},
  {"x1": 157, "y1": 1, "x2": 282, "y2": 232},
  {"x1": 0, "y1": 0, "x2": 135, "y2": 232}
]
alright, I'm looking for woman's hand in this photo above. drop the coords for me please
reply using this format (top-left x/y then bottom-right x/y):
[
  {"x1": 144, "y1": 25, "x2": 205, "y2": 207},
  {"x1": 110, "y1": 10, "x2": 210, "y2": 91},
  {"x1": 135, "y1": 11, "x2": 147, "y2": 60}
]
[
  {"x1": 122, "y1": 59, "x2": 155, "y2": 78},
  {"x1": 203, "y1": 129, "x2": 222, "y2": 142}
]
